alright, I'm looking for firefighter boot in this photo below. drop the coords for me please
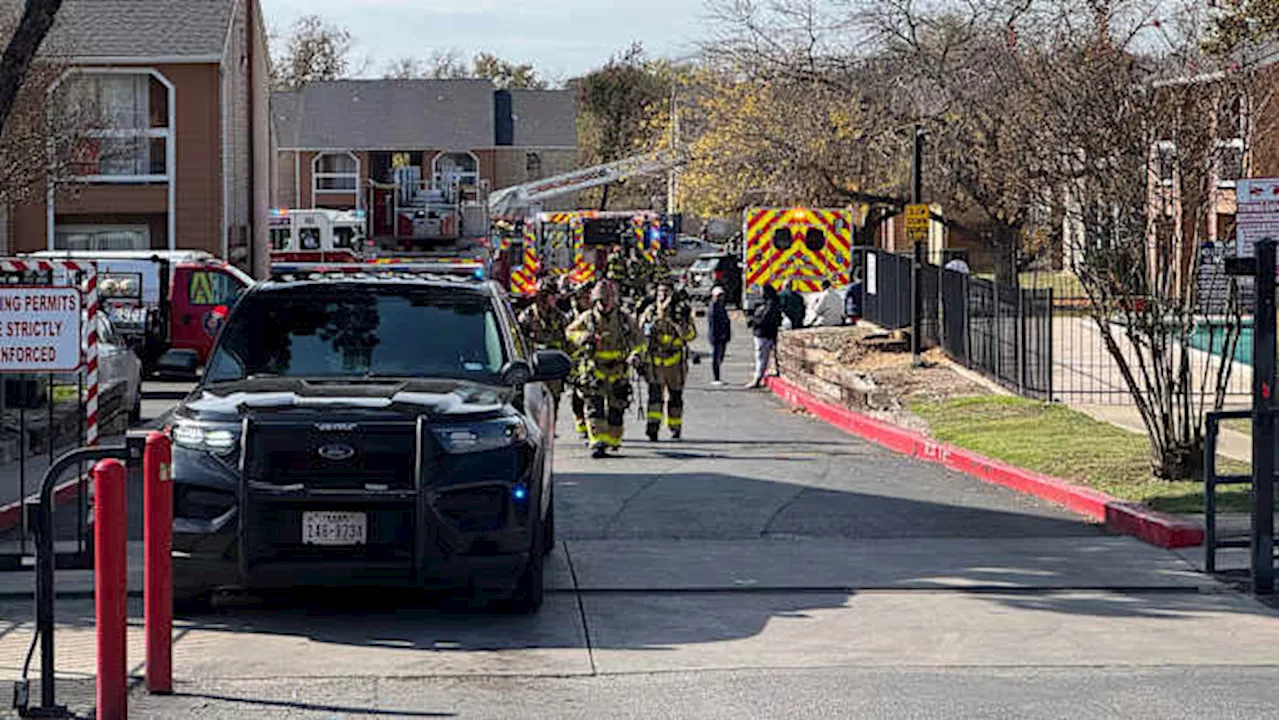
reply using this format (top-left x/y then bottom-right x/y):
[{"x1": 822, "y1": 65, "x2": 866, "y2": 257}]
[{"x1": 646, "y1": 383, "x2": 664, "y2": 442}]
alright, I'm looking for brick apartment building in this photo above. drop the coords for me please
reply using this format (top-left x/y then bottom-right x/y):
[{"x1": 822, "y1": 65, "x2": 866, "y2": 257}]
[
  {"x1": 0, "y1": 0, "x2": 274, "y2": 275},
  {"x1": 271, "y1": 80, "x2": 578, "y2": 218}
]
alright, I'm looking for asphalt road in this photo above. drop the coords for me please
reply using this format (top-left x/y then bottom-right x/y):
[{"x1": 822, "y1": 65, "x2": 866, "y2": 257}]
[{"x1": 1, "y1": 325, "x2": 1275, "y2": 719}]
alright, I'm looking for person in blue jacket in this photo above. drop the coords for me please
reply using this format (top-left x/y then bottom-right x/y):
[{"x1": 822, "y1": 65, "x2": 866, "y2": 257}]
[{"x1": 706, "y1": 285, "x2": 732, "y2": 385}]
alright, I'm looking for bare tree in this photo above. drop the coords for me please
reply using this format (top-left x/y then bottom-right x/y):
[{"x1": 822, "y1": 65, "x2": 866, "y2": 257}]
[
  {"x1": 0, "y1": 9, "x2": 119, "y2": 211},
  {"x1": 0, "y1": 0, "x2": 61, "y2": 132},
  {"x1": 384, "y1": 50, "x2": 549, "y2": 89},
  {"x1": 271, "y1": 14, "x2": 354, "y2": 91}
]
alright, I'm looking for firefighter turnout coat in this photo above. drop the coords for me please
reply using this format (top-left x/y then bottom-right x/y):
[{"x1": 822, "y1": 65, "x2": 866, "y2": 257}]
[
  {"x1": 639, "y1": 300, "x2": 697, "y2": 436},
  {"x1": 565, "y1": 305, "x2": 644, "y2": 450}
]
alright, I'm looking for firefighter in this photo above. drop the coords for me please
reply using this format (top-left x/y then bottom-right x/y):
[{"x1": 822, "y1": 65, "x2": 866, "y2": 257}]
[
  {"x1": 566, "y1": 281, "x2": 595, "y2": 440},
  {"x1": 566, "y1": 280, "x2": 644, "y2": 458},
  {"x1": 518, "y1": 278, "x2": 568, "y2": 409},
  {"x1": 640, "y1": 280, "x2": 697, "y2": 441}
]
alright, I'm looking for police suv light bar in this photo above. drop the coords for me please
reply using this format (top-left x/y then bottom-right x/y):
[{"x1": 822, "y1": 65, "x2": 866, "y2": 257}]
[{"x1": 270, "y1": 262, "x2": 486, "y2": 281}]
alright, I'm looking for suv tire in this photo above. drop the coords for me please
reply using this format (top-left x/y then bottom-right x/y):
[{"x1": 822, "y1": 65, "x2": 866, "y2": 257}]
[
  {"x1": 496, "y1": 516, "x2": 545, "y2": 614},
  {"x1": 542, "y1": 487, "x2": 556, "y2": 556}
]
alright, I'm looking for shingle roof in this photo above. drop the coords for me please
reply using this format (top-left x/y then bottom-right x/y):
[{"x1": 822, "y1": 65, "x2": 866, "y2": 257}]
[
  {"x1": 2, "y1": 0, "x2": 238, "y2": 59},
  {"x1": 509, "y1": 89, "x2": 576, "y2": 147},
  {"x1": 273, "y1": 80, "x2": 497, "y2": 150}
]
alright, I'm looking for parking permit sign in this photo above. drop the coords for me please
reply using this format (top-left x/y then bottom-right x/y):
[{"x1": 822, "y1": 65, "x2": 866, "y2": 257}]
[
  {"x1": 1236, "y1": 178, "x2": 1278, "y2": 258},
  {"x1": 0, "y1": 287, "x2": 82, "y2": 372}
]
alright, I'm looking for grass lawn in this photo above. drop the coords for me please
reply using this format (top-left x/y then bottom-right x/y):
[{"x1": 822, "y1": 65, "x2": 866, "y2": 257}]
[
  {"x1": 1223, "y1": 418, "x2": 1252, "y2": 436},
  {"x1": 912, "y1": 395, "x2": 1251, "y2": 514}
]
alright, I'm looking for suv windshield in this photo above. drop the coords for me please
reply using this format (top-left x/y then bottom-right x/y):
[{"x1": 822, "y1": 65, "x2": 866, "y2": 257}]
[
  {"x1": 205, "y1": 286, "x2": 507, "y2": 383},
  {"x1": 690, "y1": 257, "x2": 720, "y2": 271}
]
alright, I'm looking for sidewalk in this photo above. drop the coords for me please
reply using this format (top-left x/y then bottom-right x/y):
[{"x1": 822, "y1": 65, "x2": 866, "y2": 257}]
[{"x1": 1074, "y1": 403, "x2": 1254, "y2": 464}]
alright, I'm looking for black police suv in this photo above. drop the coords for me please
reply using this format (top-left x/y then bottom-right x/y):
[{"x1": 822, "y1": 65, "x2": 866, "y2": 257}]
[{"x1": 168, "y1": 266, "x2": 571, "y2": 612}]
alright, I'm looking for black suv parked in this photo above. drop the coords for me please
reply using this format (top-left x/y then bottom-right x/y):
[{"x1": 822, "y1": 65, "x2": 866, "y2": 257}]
[{"x1": 169, "y1": 265, "x2": 570, "y2": 613}]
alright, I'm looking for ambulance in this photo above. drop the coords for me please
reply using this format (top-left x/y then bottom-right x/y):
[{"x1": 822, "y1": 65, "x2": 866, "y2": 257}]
[
  {"x1": 741, "y1": 207, "x2": 856, "y2": 312},
  {"x1": 268, "y1": 207, "x2": 369, "y2": 263}
]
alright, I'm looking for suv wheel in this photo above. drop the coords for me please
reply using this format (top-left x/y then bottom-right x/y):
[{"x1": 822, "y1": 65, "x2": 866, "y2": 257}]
[
  {"x1": 495, "y1": 517, "x2": 545, "y2": 614},
  {"x1": 542, "y1": 487, "x2": 556, "y2": 557}
]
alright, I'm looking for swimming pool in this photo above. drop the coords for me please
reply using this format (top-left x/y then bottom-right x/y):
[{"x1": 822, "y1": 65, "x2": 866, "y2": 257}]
[{"x1": 1189, "y1": 321, "x2": 1254, "y2": 366}]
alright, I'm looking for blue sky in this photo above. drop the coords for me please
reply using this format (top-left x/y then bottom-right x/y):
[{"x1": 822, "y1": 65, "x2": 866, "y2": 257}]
[{"x1": 261, "y1": 0, "x2": 708, "y2": 83}]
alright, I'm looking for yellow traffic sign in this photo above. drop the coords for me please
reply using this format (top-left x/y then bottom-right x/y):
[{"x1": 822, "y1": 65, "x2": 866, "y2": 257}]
[{"x1": 905, "y1": 203, "x2": 930, "y2": 243}]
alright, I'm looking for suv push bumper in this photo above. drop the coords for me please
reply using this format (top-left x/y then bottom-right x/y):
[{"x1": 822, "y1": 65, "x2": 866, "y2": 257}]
[{"x1": 172, "y1": 417, "x2": 539, "y2": 598}]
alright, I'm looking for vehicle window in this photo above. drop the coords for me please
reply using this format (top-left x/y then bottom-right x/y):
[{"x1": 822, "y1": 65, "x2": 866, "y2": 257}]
[
  {"x1": 97, "y1": 315, "x2": 120, "y2": 345},
  {"x1": 299, "y1": 227, "x2": 321, "y2": 250},
  {"x1": 690, "y1": 258, "x2": 717, "y2": 271},
  {"x1": 509, "y1": 240, "x2": 525, "y2": 269},
  {"x1": 205, "y1": 288, "x2": 507, "y2": 384},
  {"x1": 188, "y1": 270, "x2": 242, "y2": 306},
  {"x1": 270, "y1": 228, "x2": 292, "y2": 251},
  {"x1": 773, "y1": 228, "x2": 794, "y2": 251},
  {"x1": 333, "y1": 226, "x2": 361, "y2": 250},
  {"x1": 804, "y1": 228, "x2": 827, "y2": 252}
]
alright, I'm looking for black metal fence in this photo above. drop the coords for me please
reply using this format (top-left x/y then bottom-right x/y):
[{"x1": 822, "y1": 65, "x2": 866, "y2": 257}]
[
  {"x1": 864, "y1": 248, "x2": 1053, "y2": 401},
  {"x1": 862, "y1": 249, "x2": 913, "y2": 331},
  {"x1": 939, "y1": 270, "x2": 1054, "y2": 400}
]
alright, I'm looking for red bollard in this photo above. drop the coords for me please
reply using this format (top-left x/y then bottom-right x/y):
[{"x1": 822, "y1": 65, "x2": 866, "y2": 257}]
[
  {"x1": 144, "y1": 431, "x2": 173, "y2": 694},
  {"x1": 93, "y1": 459, "x2": 127, "y2": 720}
]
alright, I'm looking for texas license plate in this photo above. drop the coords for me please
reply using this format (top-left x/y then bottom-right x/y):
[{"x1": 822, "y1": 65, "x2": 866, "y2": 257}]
[{"x1": 301, "y1": 511, "x2": 367, "y2": 545}]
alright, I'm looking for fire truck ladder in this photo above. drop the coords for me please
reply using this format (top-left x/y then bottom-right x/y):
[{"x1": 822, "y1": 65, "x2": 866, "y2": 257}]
[{"x1": 487, "y1": 148, "x2": 687, "y2": 218}]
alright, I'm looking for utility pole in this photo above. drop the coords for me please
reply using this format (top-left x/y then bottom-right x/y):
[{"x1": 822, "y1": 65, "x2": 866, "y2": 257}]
[
  {"x1": 666, "y1": 81, "x2": 679, "y2": 215},
  {"x1": 910, "y1": 123, "x2": 923, "y2": 205}
]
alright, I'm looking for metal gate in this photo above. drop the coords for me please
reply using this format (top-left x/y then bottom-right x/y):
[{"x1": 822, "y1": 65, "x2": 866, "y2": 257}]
[{"x1": 862, "y1": 249, "x2": 913, "y2": 330}]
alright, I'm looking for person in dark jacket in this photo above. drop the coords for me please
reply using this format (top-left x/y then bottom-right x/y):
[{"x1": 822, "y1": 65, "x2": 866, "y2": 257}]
[
  {"x1": 844, "y1": 268, "x2": 863, "y2": 325},
  {"x1": 747, "y1": 284, "x2": 782, "y2": 388},
  {"x1": 706, "y1": 286, "x2": 732, "y2": 385},
  {"x1": 778, "y1": 279, "x2": 806, "y2": 330}
]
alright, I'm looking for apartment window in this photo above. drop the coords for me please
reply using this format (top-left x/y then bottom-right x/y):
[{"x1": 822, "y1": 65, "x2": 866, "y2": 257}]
[
  {"x1": 54, "y1": 225, "x2": 150, "y2": 251},
  {"x1": 433, "y1": 152, "x2": 479, "y2": 193},
  {"x1": 314, "y1": 152, "x2": 359, "y2": 192},
  {"x1": 56, "y1": 73, "x2": 170, "y2": 182},
  {"x1": 1214, "y1": 138, "x2": 1244, "y2": 188}
]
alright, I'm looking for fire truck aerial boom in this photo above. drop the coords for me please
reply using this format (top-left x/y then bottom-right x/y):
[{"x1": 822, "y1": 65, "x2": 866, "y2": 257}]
[{"x1": 487, "y1": 148, "x2": 686, "y2": 217}]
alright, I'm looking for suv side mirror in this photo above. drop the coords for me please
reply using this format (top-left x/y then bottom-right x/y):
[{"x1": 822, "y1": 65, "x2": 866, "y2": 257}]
[
  {"x1": 500, "y1": 359, "x2": 534, "y2": 387},
  {"x1": 157, "y1": 348, "x2": 200, "y2": 381},
  {"x1": 532, "y1": 350, "x2": 572, "y2": 382}
]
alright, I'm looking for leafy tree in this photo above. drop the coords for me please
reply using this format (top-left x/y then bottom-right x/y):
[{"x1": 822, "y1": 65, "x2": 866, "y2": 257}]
[
  {"x1": 1203, "y1": 0, "x2": 1279, "y2": 56},
  {"x1": 271, "y1": 14, "x2": 354, "y2": 91}
]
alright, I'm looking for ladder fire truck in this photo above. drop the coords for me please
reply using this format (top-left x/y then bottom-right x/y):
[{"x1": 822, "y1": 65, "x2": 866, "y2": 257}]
[{"x1": 487, "y1": 150, "x2": 686, "y2": 299}]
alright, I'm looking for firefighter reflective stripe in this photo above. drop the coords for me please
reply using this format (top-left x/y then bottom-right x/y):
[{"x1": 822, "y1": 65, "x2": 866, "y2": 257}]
[
  {"x1": 596, "y1": 350, "x2": 623, "y2": 361},
  {"x1": 646, "y1": 411, "x2": 664, "y2": 421},
  {"x1": 743, "y1": 207, "x2": 854, "y2": 291},
  {"x1": 593, "y1": 368, "x2": 627, "y2": 382},
  {"x1": 667, "y1": 417, "x2": 683, "y2": 427},
  {"x1": 593, "y1": 433, "x2": 622, "y2": 448},
  {"x1": 651, "y1": 353, "x2": 682, "y2": 367}
]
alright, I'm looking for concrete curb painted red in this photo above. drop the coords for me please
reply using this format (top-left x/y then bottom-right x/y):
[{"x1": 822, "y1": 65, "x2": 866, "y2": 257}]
[
  {"x1": 765, "y1": 375, "x2": 1205, "y2": 549},
  {"x1": 0, "y1": 477, "x2": 86, "y2": 534}
]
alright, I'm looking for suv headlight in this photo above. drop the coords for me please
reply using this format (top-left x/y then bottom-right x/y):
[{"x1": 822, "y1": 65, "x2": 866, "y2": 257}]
[
  {"x1": 172, "y1": 420, "x2": 241, "y2": 455},
  {"x1": 432, "y1": 417, "x2": 528, "y2": 454}
]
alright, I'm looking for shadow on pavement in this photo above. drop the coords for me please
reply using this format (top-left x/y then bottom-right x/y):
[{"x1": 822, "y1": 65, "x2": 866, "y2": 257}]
[{"x1": 164, "y1": 691, "x2": 453, "y2": 718}]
